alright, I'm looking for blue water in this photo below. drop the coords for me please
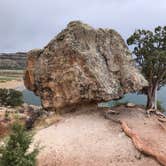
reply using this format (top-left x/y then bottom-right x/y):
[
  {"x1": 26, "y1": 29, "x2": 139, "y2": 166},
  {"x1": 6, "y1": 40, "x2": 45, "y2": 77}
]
[
  {"x1": 22, "y1": 89, "x2": 41, "y2": 106},
  {"x1": 22, "y1": 87, "x2": 166, "y2": 109},
  {"x1": 105, "y1": 86, "x2": 166, "y2": 109}
]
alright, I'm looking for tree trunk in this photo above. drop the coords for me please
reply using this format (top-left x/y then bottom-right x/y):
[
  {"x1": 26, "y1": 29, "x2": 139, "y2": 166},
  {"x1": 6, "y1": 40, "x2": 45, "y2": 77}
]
[{"x1": 146, "y1": 83, "x2": 158, "y2": 109}]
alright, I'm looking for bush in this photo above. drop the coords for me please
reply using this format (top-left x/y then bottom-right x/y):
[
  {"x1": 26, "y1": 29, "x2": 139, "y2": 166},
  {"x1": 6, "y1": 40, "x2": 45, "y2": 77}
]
[
  {"x1": 0, "y1": 89, "x2": 23, "y2": 107},
  {"x1": 157, "y1": 100, "x2": 165, "y2": 113},
  {"x1": 4, "y1": 111, "x2": 10, "y2": 121},
  {"x1": 0, "y1": 123, "x2": 39, "y2": 166}
]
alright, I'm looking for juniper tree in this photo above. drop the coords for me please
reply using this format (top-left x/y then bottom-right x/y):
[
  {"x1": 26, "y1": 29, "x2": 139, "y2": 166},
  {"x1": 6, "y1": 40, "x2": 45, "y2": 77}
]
[
  {"x1": 127, "y1": 26, "x2": 166, "y2": 109},
  {"x1": 0, "y1": 89, "x2": 23, "y2": 107}
]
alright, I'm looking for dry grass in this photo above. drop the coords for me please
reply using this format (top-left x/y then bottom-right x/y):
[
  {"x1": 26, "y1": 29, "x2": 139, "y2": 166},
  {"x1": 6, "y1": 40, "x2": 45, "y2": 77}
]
[
  {"x1": 34, "y1": 113, "x2": 62, "y2": 130},
  {"x1": 0, "y1": 69, "x2": 23, "y2": 83}
]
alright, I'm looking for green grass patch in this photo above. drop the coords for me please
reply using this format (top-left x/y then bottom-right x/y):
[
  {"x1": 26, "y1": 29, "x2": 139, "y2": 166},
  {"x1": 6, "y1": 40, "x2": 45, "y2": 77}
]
[
  {"x1": 0, "y1": 70, "x2": 23, "y2": 82},
  {"x1": 0, "y1": 76, "x2": 19, "y2": 81}
]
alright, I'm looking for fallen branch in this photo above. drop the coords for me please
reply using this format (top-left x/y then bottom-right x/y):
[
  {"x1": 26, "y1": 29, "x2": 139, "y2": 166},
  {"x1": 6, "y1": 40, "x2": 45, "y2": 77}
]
[{"x1": 120, "y1": 121, "x2": 166, "y2": 166}]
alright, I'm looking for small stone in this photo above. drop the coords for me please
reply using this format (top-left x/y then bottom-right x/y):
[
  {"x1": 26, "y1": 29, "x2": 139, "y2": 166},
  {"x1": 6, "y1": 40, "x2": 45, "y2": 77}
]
[{"x1": 126, "y1": 102, "x2": 136, "y2": 107}]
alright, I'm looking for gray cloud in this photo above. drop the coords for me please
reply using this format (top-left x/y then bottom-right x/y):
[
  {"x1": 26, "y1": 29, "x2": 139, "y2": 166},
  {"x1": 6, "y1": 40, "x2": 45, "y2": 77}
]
[{"x1": 0, "y1": 0, "x2": 165, "y2": 52}]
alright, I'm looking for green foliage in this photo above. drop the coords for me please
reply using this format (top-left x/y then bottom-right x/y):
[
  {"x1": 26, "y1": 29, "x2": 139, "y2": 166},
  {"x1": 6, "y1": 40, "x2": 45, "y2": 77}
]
[
  {"x1": 157, "y1": 100, "x2": 165, "y2": 113},
  {"x1": 127, "y1": 26, "x2": 166, "y2": 109},
  {"x1": 0, "y1": 89, "x2": 23, "y2": 107},
  {"x1": 127, "y1": 26, "x2": 166, "y2": 92},
  {"x1": 4, "y1": 111, "x2": 10, "y2": 121},
  {"x1": 0, "y1": 123, "x2": 39, "y2": 166}
]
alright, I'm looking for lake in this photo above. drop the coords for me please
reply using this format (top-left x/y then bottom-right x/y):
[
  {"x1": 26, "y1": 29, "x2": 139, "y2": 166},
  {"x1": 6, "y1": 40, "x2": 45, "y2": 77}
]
[
  {"x1": 22, "y1": 90, "x2": 41, "y2": 106},
  {"x1": 22, "y1": 87, "x2": 166, "y2": 109}
]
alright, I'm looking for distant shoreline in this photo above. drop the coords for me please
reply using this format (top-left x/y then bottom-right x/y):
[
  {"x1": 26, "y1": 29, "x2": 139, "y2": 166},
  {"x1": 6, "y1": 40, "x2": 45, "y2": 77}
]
[{"x1": 0, "y1": 79, "x2": 25, "y2": 91}]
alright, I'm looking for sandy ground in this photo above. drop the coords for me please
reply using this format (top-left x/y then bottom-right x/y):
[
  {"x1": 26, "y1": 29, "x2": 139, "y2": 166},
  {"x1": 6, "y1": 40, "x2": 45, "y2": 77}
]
[
  {"x1": 107, "y1": 106, "x2": 166, "y2": 166},
  {"x1": 33, "y1": 108, "x2": 160, "y2": 166},
  {"x1": 0, "y1": 80, "x2": 24, "y2": 90}
]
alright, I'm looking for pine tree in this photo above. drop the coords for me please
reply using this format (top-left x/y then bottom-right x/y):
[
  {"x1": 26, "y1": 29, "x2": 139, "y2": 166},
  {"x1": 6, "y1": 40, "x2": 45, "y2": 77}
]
[{"x1": 0, "y1": 123, "x2": 39, "y2": 166}]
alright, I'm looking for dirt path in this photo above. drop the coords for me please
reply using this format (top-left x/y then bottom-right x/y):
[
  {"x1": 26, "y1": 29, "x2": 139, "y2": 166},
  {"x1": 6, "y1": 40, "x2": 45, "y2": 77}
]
[{"x1": 33, "y1": 109, "x2": 159, "y2": 166}]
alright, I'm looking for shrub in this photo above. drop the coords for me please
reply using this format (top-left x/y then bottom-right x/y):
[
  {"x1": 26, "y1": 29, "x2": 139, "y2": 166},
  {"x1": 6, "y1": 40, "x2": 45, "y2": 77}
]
[
  {"x1": 0, "y1": 123, "x2": 39, "y2": 166},
  {"x1": 0, "y1": 89, "x2": 23, "y2": 107},
  {"x1": 0, "y1": 89, "x2": 8, "y2": 105},
  {"x1": 4, "y1": 111, "x2": 10, "y2": 121}
]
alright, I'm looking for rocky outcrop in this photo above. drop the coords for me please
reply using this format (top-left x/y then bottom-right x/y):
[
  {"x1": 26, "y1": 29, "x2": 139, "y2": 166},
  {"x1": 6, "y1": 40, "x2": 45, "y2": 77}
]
[
  {"x1": 24, "y1": 21, "x2": 147, "y2": 111},
  {"x1": 0, "y1": 52, "x2": 26, "y2": 69}
]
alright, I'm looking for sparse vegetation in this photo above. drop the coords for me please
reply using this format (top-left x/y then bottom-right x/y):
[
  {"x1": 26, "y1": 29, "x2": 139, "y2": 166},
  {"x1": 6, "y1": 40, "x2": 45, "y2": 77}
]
[
  {"x1": 34, "y1": 113, "x2": 62, "y2": 129},
  {"x1": 0, "y1": 70, "x2": 23, "y2": 82},
  {"x1": 0, "y1": 89, "x2": 24, "y2": 107},
  {"x1": 157, "y1": 100, "x2": 165, "y2": 113},
  {"x1": 0, "y1": 122, "x2": 39, "y2": 166},
  {"x1": 4, "y1": 111, "x2": 10, "y2": 121}
]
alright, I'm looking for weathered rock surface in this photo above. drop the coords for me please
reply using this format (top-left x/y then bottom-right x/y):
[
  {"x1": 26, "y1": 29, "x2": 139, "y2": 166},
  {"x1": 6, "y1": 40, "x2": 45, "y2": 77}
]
[
  {"x1": 24, "y1": 21, "x2": 147, "y2": 111},
  {"x1": 0, "y1": 52, "x2": 27, "y2": 69}
]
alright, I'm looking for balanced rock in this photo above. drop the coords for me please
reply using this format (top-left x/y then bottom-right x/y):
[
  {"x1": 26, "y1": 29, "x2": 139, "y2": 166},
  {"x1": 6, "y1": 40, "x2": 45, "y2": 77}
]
[{"x1": 24, "y1": 21, "x2": 147, "y2": 111}]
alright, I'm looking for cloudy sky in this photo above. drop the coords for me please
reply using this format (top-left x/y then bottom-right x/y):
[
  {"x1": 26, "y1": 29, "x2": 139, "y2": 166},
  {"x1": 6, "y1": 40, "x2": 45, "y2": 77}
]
[{"x1": 0, "y1": 0, "x2": 165, "y2": 53}]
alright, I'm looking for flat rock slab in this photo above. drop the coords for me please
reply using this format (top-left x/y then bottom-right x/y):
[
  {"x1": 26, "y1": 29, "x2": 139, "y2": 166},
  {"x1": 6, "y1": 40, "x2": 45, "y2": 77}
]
[
  {"x1": 106, "y1": 106, "x2": 166, "y2": 166},
  {"x1": 33, "y1": 108, "x2": 159, "y2": 166}
]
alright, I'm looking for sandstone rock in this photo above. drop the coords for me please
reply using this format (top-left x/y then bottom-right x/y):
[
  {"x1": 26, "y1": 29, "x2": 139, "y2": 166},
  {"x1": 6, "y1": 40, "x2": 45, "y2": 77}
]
[{"x1": 24, "y1": 21, "x2": 147, "y2": 111}]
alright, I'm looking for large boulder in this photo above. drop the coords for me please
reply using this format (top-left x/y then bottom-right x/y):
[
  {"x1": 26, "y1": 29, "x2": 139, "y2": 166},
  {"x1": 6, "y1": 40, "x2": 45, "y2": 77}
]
[{"x1": 24, "y1": 21, "x2": 147, "y2": 111}]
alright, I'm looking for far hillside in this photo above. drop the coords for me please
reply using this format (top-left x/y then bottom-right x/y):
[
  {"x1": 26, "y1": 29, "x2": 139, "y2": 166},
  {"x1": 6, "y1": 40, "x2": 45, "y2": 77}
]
[
  {"x1": 0, "y1": 52, "x2": 27, "y2": 70},
  {"x1": 0, "y1": 52, "x2": 26, "y2": 82}
]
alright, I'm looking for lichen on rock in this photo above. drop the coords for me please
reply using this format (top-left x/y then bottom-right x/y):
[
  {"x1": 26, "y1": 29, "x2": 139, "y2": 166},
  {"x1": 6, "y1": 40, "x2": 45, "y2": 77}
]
[{"x1": 24, "y1": 21, "x2": 147, "y2": 111}]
